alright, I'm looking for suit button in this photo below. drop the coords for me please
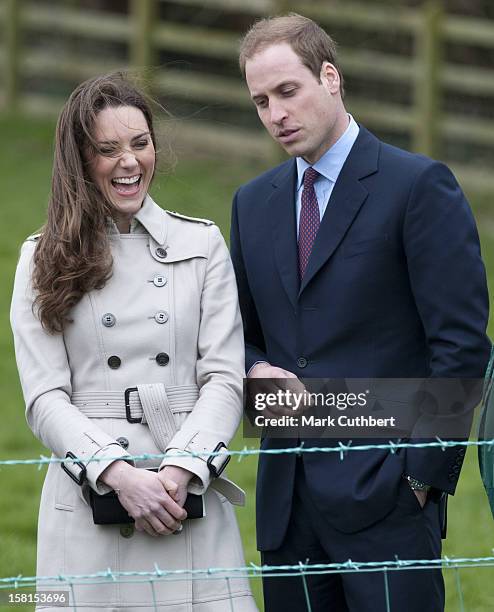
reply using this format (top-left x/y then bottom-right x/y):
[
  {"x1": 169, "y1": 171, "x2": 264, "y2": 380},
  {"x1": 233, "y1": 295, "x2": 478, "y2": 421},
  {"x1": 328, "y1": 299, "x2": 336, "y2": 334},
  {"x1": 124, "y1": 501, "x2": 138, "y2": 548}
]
[
  {"x1": 152, "y1": 274, "x2": 167, "y2": 287},
  {"x1": 102, "y1": 313, "x2": 116, "y2": 327},
  {"x1": 155, "y1": 247, "x2": 168, "y2": 259},
  {"x1": 108, "y1": 355, "x2": 121, "y2": 369},
  {"x1": 297, "y1": 357, "x2": 308, "y2": 369},
  {"x1": 116, "y1": 437, "x2": 129, "y2": 450},
  {"x1": 120, "y1": 524, "x2": 134, "y2": 538},
  {"x1": 154, "y1": 311, "x2": 169, "y2": 324},
  {"x1": 156, "y1": 352, "x2": 169, "y2": 366}
]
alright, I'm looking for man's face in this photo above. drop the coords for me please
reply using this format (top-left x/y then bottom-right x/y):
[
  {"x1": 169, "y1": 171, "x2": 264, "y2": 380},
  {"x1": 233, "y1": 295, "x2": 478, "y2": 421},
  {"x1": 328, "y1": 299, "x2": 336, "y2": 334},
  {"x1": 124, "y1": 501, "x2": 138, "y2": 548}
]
[{"x1": 245, "y1": 42, "x2": 345, "y2": 164}]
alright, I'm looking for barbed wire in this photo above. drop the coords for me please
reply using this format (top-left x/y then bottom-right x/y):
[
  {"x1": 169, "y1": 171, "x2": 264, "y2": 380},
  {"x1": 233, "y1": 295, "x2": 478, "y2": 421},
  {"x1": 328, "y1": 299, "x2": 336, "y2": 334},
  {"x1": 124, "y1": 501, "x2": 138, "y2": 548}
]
[
  {"x1": 2, "y1": 555, "x2": 494, "y2": 590},
  {"x1": 1, "y1": 439, "x2": 493, "y2": 611},
  {"x1": 0, "y1": 438, "x2": 492, "y2": 468}
]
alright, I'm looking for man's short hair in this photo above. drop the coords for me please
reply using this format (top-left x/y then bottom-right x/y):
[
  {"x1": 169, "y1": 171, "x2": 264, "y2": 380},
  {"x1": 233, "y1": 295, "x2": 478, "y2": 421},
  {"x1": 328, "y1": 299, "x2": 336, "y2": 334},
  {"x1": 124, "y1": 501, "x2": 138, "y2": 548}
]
[{"x1": 239, "y1": 13, "x2": 345, "y2": 96}]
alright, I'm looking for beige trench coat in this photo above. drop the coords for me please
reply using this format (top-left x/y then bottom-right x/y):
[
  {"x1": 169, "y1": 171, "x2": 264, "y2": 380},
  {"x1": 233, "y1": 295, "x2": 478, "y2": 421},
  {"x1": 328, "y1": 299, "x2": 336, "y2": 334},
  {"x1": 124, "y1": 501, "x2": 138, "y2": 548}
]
[{"x1": 10, "y1": 196, "x2": 257, "y2": 612}]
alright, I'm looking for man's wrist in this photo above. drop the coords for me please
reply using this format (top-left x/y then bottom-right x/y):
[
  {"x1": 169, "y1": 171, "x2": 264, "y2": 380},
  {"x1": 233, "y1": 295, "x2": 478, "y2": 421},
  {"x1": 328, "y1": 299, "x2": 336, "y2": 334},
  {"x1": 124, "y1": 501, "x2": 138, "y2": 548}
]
[
  {"x1": 404, "y1": 474, "x2": 431, "y2": 492},
  {"x1": 247, "y1": 361, "x2": 270, "y2": 377}
]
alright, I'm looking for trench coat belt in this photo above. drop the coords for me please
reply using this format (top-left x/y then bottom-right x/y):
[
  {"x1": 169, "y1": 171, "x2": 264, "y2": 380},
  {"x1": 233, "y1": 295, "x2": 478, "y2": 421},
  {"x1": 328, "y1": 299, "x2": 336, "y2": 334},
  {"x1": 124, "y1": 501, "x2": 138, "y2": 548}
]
[
  {"x1": 71, "y1": 384, "x2": 246, "y2": 506},
  {"x1": 71, "y1": 384, "x2": 199, "y2": 422},
  {"x1": 72, "y1": 383, "x2": 196, "y2": 456}
]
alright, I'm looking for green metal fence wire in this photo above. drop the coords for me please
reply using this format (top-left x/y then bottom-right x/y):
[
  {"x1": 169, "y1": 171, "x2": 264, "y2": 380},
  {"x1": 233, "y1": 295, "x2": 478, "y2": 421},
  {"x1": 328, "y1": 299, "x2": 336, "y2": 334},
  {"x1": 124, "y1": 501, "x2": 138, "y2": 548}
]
[
  {"x1": 1, "y1": 557, "x2": 494, "y2": 611},
  {"x1": 0, "y1": 438, "x2": 493, "y2": 468},
  {"x1": 1, "y1": 439, "x2": 493, "y2": 610}
]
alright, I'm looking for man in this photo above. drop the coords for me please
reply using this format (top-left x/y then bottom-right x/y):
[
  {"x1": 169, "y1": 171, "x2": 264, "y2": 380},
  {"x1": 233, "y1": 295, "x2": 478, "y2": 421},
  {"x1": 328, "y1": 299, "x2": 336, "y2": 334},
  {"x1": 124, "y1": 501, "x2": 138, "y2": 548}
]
[{"x1": 230, "y1": 13, "x2": 491, "y2": 612}]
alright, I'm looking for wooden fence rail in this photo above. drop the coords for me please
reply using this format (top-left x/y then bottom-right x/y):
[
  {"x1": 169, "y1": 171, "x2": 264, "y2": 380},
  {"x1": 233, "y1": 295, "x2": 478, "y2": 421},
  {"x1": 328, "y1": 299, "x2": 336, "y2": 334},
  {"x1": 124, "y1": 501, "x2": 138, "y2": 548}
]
[{"x1": 1, "y1": 0, "x2": 494, "y2": 195}]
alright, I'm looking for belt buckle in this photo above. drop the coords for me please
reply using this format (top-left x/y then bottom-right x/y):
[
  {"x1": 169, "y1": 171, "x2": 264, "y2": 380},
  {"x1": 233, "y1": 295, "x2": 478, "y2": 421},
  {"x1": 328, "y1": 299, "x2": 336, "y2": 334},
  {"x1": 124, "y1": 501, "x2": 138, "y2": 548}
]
[
  {"x1": 61, "y1": 451, "x2": 86, "y2": 485},
  {"x1": 125, "y1": 387, "x2": 141, "y2": 423},
  {"x1": 207, "y1": 442, "x2": 230, "y2": 478}
]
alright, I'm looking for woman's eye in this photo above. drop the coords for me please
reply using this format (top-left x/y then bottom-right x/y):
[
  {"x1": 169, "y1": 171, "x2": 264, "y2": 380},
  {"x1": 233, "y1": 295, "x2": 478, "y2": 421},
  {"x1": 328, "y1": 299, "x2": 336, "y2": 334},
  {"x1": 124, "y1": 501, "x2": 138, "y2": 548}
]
[
  {"x1": 282, "y1": 89, "x2": 296, "y2": 97},
  {"x1": 98, "y1": 147, "x2": 117, "y2": 156}
]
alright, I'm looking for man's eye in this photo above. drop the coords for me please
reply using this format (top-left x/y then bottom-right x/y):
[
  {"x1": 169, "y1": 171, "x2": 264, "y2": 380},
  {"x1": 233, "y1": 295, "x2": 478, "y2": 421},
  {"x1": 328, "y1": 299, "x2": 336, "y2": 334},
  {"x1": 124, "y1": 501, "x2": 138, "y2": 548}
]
[
  {"x1": 256, "y1": 100, "x2": 268, "y2": 109},
  {"x1": 134, "y1": 140, "x2": 149, "y2": 148},
  {"x1": 282, "y1": 89, "x2": 296, "y2": 97}
]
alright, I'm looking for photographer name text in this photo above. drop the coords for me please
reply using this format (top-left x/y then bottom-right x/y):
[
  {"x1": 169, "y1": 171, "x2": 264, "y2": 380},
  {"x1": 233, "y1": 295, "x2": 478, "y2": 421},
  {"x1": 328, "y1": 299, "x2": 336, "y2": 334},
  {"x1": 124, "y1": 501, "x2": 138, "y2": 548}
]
[{"x1": 254, "y1": 414, "x2": 397, "y2": 428}]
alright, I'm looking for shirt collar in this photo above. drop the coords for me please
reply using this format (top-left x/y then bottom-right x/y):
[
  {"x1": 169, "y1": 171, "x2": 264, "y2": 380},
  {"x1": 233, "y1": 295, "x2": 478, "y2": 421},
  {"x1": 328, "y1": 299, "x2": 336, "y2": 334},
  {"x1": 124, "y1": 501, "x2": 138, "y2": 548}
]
[{"x1": 296, "y1": 115, "x2": 360, "y2": 189}]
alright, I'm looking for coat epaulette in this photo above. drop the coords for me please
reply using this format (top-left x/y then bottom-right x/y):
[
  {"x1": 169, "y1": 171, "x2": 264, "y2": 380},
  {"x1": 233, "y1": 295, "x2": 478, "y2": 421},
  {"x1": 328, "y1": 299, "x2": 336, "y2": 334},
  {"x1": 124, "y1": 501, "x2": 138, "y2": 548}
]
[
  {"x1": 26, "y1": 233, "x2": 42, "y2": 242},
  {"x1": 166, "y1": 210, "x2": 214, "y2": 226}
]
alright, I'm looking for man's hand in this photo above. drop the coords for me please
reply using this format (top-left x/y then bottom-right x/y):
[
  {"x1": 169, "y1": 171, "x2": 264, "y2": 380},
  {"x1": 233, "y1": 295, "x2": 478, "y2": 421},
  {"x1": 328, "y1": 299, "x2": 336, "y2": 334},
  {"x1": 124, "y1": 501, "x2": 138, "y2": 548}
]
[
  {"x1": 100, "y1": 461, "x2": 187, "y2": 536},
  {"x1": 413, "y1": 489, "x2": 428, "y2": 508},
  {"x1": 247, "y1": 362, "x2": 310, "y2": 416},
  {"x1": 248, "y1": 362, "x2": 299, "y2": 381}
]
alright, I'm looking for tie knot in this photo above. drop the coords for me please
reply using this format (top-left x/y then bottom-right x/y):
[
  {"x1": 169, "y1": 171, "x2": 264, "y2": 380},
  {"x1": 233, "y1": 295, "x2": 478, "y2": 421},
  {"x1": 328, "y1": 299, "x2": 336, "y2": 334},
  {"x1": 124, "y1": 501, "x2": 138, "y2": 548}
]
[{"x1": 303, "y1": 167, "x2": 319, "y2": 189}]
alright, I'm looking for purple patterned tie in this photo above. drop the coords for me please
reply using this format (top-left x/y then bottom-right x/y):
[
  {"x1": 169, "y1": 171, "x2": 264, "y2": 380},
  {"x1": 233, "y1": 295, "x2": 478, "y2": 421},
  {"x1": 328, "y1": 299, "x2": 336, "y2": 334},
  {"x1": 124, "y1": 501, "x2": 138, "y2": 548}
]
[{"x1": 298, "y1": 167, "x2": 320, "y2": 278}]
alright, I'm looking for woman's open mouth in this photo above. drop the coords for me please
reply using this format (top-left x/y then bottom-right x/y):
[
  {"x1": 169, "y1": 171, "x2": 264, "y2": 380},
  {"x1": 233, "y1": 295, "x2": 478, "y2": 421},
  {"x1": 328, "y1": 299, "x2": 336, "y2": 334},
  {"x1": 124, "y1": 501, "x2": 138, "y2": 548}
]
[{"x1": 111, "y1": 174, "x2": 142, "y2": 196}]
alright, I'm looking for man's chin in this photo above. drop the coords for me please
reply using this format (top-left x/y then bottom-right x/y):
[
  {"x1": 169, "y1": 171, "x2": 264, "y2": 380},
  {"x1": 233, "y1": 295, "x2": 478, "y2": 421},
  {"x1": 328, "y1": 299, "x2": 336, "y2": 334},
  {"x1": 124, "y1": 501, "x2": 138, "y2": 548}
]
[{"x1": 278, "y1": 140, "x2": 306, "y2": 158}]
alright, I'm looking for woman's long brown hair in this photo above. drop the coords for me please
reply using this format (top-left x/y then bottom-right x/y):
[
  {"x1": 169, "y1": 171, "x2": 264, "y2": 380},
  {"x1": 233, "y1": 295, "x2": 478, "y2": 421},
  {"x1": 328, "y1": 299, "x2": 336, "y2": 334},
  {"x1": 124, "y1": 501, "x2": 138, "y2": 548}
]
[{"x1": 32, "y1": 72, "x2": 156, "y2": 333}]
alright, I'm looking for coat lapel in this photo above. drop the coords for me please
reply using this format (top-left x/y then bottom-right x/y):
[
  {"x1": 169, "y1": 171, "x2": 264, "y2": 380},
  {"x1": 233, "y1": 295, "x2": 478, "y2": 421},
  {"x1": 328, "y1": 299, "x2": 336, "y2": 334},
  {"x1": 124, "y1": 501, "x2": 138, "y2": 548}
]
[
  {"x1": 268, "y1": 160, "x2": 299, "y2": 310},
  {"x1": 299, "y1": 127, "x2": 380, "y2": 294}
]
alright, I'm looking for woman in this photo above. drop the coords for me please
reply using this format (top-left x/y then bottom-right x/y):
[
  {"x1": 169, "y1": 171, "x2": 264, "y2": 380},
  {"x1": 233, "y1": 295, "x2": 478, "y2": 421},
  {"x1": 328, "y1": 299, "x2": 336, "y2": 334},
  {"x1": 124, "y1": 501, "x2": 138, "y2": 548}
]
[{"x1": 10, "y1": 73, "x2": 257, "y2": 611}]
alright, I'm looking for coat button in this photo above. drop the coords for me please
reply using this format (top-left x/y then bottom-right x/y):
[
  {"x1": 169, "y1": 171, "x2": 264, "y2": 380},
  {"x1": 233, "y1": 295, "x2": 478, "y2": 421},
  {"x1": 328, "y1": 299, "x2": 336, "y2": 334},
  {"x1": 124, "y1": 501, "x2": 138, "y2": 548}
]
[
  {"x1": 102, "y1": 313, "x2": 116, "y2": 327},
  {"x1": 297, "y1": 357, "x2": 308, "y2": 369},
  {"x1": 155, "y1": 247, "x2": 168, "y2": 259},
  {"x1": 152, "y1": 274, "x2": 167, "y2": 287},
  {"x1": 120, "y1": 524, "x2": 134, "y2": 538},
  {"x1": 154, "y1": 311, "x2": 169, "y2": 324},
  {"x1": 108, "y1": 355, "x2": 121, "y2": 369},
  {"x1": 116, "y1": 437, "x2": 129, "y2": 450},
  {"x1": 156, "y1": 352, "x2": 169, "y2": 366}
]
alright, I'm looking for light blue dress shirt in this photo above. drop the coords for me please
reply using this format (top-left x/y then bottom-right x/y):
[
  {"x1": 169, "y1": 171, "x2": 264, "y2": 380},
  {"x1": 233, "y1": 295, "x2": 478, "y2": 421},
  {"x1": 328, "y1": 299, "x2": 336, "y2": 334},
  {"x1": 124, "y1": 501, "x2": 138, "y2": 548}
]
[{"x1": 295, "y1": 115, "x2": 360, "y2": 235}]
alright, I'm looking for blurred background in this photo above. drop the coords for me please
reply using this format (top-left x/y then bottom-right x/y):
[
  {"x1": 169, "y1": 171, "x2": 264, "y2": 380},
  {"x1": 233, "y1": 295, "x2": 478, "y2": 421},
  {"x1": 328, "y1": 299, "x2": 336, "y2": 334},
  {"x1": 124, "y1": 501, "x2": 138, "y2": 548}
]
[{"x1": 1, "y1": 0, "x2": 494, "y2": 610}]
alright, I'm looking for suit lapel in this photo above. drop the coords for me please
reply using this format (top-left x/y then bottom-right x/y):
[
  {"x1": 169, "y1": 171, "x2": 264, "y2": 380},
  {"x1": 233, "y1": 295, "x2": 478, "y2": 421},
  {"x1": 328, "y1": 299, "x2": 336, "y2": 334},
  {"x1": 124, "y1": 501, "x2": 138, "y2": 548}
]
[
  {"x1": 268, "y1": 160, "x2": 299, "y2": 310},
  {"x1": 300, "y1": 127, "x2": 380, "y2": 294}
]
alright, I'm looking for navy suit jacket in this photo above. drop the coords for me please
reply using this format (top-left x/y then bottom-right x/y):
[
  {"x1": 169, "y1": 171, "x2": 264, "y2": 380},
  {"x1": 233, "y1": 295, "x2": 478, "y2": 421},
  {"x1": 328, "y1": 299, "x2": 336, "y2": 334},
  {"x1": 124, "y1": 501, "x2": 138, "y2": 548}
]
[{"x1": 230, "y1": 126, "x2": 490, "y2": 550}]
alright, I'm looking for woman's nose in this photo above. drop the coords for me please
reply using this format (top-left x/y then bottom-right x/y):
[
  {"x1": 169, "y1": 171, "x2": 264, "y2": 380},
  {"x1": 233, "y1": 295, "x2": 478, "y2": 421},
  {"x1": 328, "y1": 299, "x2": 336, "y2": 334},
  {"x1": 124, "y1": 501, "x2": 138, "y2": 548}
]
[{"x1": 119, "y1": 151, "x2": 138, "y2": 169}]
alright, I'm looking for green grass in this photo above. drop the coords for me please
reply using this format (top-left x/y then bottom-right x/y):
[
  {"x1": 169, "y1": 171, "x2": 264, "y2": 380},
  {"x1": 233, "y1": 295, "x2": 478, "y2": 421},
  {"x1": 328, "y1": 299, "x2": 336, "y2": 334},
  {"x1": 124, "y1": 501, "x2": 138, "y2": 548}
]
[{"x1": 1, "y1": 114, "x2": 494, "y2": 611}]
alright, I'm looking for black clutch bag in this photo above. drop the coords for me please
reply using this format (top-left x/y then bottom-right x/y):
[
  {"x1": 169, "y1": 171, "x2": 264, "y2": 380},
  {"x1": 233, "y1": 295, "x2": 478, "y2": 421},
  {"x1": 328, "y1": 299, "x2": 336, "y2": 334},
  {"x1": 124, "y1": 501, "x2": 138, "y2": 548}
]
[{"x1": 89, "y1": 489, "x2": 205, "y2": 525}]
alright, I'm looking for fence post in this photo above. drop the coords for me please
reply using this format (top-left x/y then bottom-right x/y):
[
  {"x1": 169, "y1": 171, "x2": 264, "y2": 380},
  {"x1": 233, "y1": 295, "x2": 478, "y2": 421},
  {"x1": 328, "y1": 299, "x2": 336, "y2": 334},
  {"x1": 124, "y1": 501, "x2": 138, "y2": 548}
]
[
  {"x1": 5, "y1": 0, "x2": 21, "y2": 112},
  {"x1": 412, "y1": 0, "x2": 443, "y2": 156},
  {"x1": 265, "y1": 0, "x2": 294, "y2": 164},
  {"x1": 129, "y1": 0, "x2": 155, "y2": 80}
]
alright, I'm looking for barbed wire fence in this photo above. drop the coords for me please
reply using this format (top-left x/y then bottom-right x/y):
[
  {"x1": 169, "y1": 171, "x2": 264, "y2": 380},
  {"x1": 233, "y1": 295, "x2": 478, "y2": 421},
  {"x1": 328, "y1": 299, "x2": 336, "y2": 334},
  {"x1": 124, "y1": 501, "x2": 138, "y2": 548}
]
[{"x1": 1, "y1": 439, "x2": 493, "y2": 611}]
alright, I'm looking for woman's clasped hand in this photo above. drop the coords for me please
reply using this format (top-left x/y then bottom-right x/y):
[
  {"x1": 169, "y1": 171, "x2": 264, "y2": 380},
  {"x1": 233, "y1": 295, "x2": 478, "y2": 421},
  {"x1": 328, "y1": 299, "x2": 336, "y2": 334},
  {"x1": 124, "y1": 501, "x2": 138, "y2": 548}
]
[{"x1": 101, "y1": 462, "x2": 191, "y2": 536}]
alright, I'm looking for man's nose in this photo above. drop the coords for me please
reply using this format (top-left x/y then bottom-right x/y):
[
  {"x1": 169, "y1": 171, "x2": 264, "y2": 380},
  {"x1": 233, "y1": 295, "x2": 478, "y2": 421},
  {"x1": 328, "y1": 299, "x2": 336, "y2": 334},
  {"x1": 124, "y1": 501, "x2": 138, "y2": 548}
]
[{"x1": 269, "y1": 101, "x2": 288, "y2": 124}]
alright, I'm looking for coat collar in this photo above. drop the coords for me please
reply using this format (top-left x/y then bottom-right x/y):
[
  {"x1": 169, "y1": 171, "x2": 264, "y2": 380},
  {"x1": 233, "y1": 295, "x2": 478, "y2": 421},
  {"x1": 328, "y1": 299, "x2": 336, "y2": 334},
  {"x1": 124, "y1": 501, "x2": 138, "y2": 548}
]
[
  {"x1": 134, "y1": 194, "x2": 167, "y2": 245},
  {"x1": 268, "y1": 160, "x2": 300, "y2": 310},
  {"x1": 300, "y1": 126, "x2": 379, "y2": 293},
  {"x1": 268, "y1": 126, "x2": 380, "y2": 303}
]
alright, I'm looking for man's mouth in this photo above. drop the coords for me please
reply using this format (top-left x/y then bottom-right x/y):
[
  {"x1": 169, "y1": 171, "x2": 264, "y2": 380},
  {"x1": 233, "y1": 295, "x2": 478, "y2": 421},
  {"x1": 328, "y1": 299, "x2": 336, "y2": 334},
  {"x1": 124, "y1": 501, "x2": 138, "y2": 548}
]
[
  {"x1": 277, "y1": 128, "x2": 300, "y2": 143},
  {"x1": 111, "y1": 174, "x2": 142, "y2": 195}
]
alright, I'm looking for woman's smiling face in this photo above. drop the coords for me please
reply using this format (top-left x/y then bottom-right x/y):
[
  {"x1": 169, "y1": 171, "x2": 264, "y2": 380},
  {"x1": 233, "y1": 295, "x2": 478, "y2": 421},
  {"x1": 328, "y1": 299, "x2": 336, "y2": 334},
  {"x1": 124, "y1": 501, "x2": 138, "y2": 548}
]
[{"x1": 88, "y1": 105, "x2": 155, "y2": 231}]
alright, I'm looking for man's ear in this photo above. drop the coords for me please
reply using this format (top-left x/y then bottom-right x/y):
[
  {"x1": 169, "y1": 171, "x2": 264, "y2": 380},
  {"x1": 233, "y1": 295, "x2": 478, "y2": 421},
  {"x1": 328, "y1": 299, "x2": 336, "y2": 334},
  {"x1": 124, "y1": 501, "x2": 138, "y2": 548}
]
[{"x1": 320, "y1": 62, "x2": 340, "y2": 94}]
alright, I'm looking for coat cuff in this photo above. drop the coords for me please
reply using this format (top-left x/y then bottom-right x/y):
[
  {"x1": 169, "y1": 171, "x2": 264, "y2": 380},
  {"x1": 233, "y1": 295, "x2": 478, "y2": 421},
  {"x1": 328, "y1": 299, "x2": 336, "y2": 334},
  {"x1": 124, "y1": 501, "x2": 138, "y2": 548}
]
[
  {"x1": 67, "y1": 430, "x2": 133, "y2": 494},
  {"x1": 159, "y1": 429, "x2": 230, "y2": 494}
]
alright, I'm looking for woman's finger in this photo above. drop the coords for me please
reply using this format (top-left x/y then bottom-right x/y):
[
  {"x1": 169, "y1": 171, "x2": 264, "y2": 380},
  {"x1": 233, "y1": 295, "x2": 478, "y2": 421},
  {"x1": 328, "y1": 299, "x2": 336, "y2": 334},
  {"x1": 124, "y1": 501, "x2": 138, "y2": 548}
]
[{"x1": 161, "y1": 478, "x2": 179, "y2": 500}]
